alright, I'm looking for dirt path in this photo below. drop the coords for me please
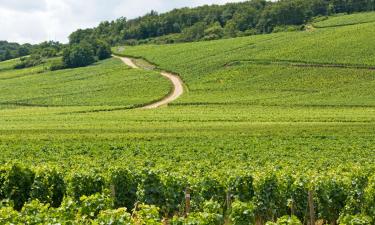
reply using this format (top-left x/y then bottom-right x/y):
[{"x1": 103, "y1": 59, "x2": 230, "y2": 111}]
[{"x1": 113, "y1": 55, "x2": 184, "y2": 109}]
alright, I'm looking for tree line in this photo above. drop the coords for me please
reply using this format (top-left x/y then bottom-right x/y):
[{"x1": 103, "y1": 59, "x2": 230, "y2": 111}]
[
  {"x1": 2, "y1": 0, "x2": 375, "y2": 64},
  {"x1": 69, "y1": 0, "x2": 375, "y2": 45}
]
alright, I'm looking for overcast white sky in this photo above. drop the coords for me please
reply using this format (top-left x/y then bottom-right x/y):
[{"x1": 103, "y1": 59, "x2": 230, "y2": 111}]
[{"x1": 0, "y1": 0, "x2": 247, "y2": 44}]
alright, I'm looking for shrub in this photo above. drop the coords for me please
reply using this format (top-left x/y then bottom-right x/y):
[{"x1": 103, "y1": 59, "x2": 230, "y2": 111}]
[
  {"x1": 110, "y1": 168, "x2": 138, "y2": 209},
  {"x1": 20, "y1": 200, "x2": 53, "y2": 224},
  {"x1": 78, "y1": 191, "x2": 113, "y2": 219},
  {"x1": 363, "y1": 176, "x2": 375, "y2": 218},
  {"x1": 191, "y1": 176, "x2": 225, "y2": 211},
  {"x1": 3, "y1": 165, "x2": 35, "y2": 210},
  {"x1": 30, "y1": 168, "x2": 66, "y2": 207},
  {"x1": 95, "y1": 40, "x2": 112, "y2": 60},
  {"x1": 0, "y1": 167, "x2": 6, "y2": 200},
  {"x1": 67, "y1": 172, "x2": 105, "y2": 200},
  {"x1": 338, "y1": 214, "x2": 373, "y2": 225},
  {"x1": 13, "y1": 55, "x2": 44, "y2": 69},
  {"x1": 315, "y1": 177, "x2": 348, "y2": 223},
  {"x1": 49, "y1": 60, "x2": 66, "y2": 71},
  {"x1": 95, "y1": 208, "x2": 132, "y2": 225},
  {"x1": 0, "y1": 205, "x2": 20, "y2": 224},
  {"x1": 266, "y1": 215, "x2": 303, "y2": 225},
  {"x1": 62, "y1": 42, "x2": 96, "y2": 68},
  {"x1": 228, "y1": 174, "x2": 255, "y2": 202},
  {"x1": 254, "y1": 173, "x2": 282, "y2": 222},
  {"x1": 132, "y1": 203, "x2": 162, "y2": 225},
  {"x1": 162, "y1": 174, "x2": 186, "y2": 216},
  {"x1": 230, "y1": 200, "x2": 256, "y2": 225},
  {"x1": 137, "y1": 170, "x2": 166, "y2": 209}
]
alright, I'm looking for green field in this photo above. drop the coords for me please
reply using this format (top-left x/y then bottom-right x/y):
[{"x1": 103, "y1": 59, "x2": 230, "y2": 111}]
[
  {"x1": 0, "y1": 58, "x2": 170, "y2": 109},
  {"x1": 313, "y1": 11, "x2": 375, "y2": 28},
  {"x1": 1, "y1": 12, "x2": 375, "y2": 224}
]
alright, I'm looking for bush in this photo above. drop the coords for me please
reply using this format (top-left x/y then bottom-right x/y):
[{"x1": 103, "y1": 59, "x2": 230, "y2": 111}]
[
  {"x1": 228, "y1": 174, "x2": 255, "y2": 202},
  {"x1": 266, "y1": 215, "x2": 303, "y2": 225},
  {"x1": 0, "y1": 205, "x2": 19, "y2": 224},
  {"x1": 230, "y1": 200, "x2": 256, "y2": 225},
  {"x1": 162, "y1": 174, "x2": 186, "y2": 216},
  {"x1": 316, "y1": 177, "x2": 348, "y2": 223},
  {"x1": 364, "y1": 176, "x2": 375, "y2": 218},
  {"x1": 110, "y1": 168, "x2": 138, "y2": 209},
  {"x1": 3, "y1": 165, "x2": 35, "y2": 210},
  {"x1": 338, "y1": 214, "x2": 373, "y2": 225},
  {"x1": 13, "y1": 55, "x2": 44, "y2": 69},
  {"x1": 95, "y1": 40, "x2": 112, "y2": 60},
  {"x1": 132, "y1": 203, "x2": 162, "y2": 225},
  {"x1": 95, "y1": 208, "x2": 132, "y2": 225},
  {"x1": 30, "y1": 168, "x2": 66, "y2": 207},
  {"x1": 49, "y1": 60, "x2": 66, "y2": 71},
  {"x1": 137, "y1": 170, "x2": 166, "y2": 209},
  {"x1": 191, "y1": 176, "x2": 225, "y2": 211},
  {"x1": 67, "y1": 172, "x2": 105, "y2": 200},
  {"x1": 78, "y1": 191, "x2": 113, "y2": 219},
  {"x1": 272, "y1": 25, "x2": 304, "y2": 33},
  {"x1": 62, "y1": 43, "x2": 96, "y2": 68},
  {"x1": 0, "y1": 167, "x2": 6, "y2": 200},
  {"x1": 254, "y1": 173, "x2": 282, "y2": 222}
]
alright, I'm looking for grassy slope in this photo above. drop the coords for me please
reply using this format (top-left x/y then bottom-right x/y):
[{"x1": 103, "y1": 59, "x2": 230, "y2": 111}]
[
  {"x1": 0, "y1": 12, "x2": 374, "y2": 175},
  {"x1": 0, "y1": 58, "x2": 170, "y2": 108},
  {"x1": 313, "y1": 11, "x2": 375, "y2": 28},
  {"x1": 115, "y1": 21, "x2": 375, "y2": 107}
]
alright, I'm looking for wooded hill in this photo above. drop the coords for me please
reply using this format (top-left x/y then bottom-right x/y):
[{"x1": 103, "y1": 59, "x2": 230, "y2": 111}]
[{"x1": 69, "y1": 0, "x2": 375, "y2": 45}]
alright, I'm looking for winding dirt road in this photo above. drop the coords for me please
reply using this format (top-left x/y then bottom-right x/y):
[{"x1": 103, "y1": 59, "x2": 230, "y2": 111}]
[{"x1": 113, "y1": 55, "x2": 184, "y2": 109}]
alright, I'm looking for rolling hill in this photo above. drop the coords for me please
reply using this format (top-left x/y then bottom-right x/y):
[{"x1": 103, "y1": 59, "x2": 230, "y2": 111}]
[{"x1": 0, "y1": 12, "x2": 375, "y2": 224}]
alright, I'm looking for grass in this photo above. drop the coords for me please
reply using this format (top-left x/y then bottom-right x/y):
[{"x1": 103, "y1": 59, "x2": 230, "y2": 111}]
[
  {"x1": 313, "y1": 11, "x2": 375, "y2": 28},
  {"x1": 0, "y1": 58, "x2": 170, "y2": 108}
]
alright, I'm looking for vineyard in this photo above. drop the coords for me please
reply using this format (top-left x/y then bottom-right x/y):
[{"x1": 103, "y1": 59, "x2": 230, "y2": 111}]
[{"x1": 0, "y1": 12, "x2": 375, "y2": 224}]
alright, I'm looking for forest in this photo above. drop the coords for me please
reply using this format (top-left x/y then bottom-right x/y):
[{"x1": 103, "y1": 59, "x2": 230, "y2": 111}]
[{"x1": 69, "y1": 0, "x2": 375, "y2": 45}]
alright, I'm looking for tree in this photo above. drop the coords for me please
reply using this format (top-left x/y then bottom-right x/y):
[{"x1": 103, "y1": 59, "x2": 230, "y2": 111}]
[
  {"x1": 203, "y1": 22, "x2": 224, "y2": 40},
  {"x1": 18, "y1": 46, "x2": 30, "y2": 57},
  {"x1": 94, "y1": 40, "x2": 112, "y2": 60},
  {"x1": 4, "y1": 49, "x2": 12, "y2": 60},
  {"x1": 181, "y1": 22, "x2": 207, "y2": 41},
  {"x1": 62, "y1": 43, "x2": 96, "y2": 68}
]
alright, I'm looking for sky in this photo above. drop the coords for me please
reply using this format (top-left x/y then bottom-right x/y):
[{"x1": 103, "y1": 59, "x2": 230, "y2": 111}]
[{"x1": 0, "y1": 0, "x2": 247, "y2": 44}]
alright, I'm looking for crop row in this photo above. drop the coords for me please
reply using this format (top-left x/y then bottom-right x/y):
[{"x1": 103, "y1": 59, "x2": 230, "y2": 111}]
[{"x1": 0, "y1": 164, "x2": 374, "y2": 224}]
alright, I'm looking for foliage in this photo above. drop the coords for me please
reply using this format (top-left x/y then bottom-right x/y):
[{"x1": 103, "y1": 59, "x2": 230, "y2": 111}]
[
  {"x1": 30, "y1": 168, "x2": 66, "y2": 207},
  {"x1": 228, "y1": 174, "x2": 254, "y2": 202},
  {"x1": 132, "y1": 203, "x2": 162, "y2": 225},
  {"x1": 67, "y1": 171, "x2": 105, "y2": 200},
  {"x1": 136, "y1": 170, "x2": 166, "y2": 209},
  {"x1": 78, "y1": 191, "x2": 113, "y2": 219},
  {"x1": 338, "y1": 214, "x2": 373, "y2": 225},
  {"x1": 230, "y1": 200, "x2": 256, "y2": 225},
  {"x1": 62, "y1": 42, "x2": 96, "y2": 68},
  {"x1": 95, "y1": 40, "x2": 112, "y2": 60},
  {"x1": 111, "y1": 168, "x2": 138, "y2": 210},
  {"x1": 0, "y1": 41, "x2": 32, "y2": 62},
  {"x1": 3, "y1": 165, "x2": 35, "y2": 210},
  {"x1": 95, "y1": 208, "x2": 132, "y2": 225},
  {"x1": 315, "y1": 177, "x2": 349, "y2": 223},
  {"x1": 265, "y1": 215, "x2": 303, "y2": 225},
  {"x1": 14, "y1": 55, "x2": 44, "y2": 69},
  {"x1": 66, "y1": 0, "x2": 375, "y2": 45}
]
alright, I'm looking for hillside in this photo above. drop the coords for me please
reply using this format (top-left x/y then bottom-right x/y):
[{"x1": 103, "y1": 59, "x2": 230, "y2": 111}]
[
  {"x1": 115, "y1": 19, "x2": 375, "y2": 107},
  {"x1": 0, "y1": 12, "x2": 375, "y2": 224}
]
